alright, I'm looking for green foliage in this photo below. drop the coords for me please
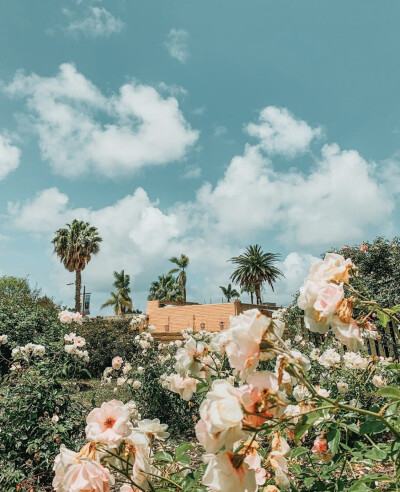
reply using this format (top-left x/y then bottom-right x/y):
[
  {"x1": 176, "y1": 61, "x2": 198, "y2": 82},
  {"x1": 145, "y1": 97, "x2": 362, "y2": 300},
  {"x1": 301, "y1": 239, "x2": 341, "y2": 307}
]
[
  {"x1": 148, "y1": 273, "x2": 183, "y2": 302},
  {"x1": 78, "y1": 317, "x2": 140, "y2": 377},
  {"x1": 0, "y1": 366, "x2": 86, "y2": 491}
]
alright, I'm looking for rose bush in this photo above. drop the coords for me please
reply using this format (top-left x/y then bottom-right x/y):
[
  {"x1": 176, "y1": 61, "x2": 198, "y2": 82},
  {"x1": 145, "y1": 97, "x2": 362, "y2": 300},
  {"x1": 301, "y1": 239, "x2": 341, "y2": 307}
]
[{"x1": 49, "y1": 253, "x2": 400, "y2": 491}]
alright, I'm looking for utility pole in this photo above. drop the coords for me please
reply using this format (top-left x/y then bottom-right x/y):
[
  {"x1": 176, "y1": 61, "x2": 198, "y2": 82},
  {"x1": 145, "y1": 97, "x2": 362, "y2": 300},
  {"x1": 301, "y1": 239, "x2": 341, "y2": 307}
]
[{"x1": 82, "y1": 285, "x2": 86, "y2": 315}]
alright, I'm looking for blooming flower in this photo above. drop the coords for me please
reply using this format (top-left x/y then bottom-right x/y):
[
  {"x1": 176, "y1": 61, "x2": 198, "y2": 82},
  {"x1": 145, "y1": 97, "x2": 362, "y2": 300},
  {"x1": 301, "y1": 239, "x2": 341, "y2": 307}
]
[
  {"x1": 202, "y1": 451, "x2": 257, "y2": 492},
  {"x1": 167, "y1": 373, "x2": 198, "y2": 401},
  {"x1": 318, "y1": 348, "x2": 341, "y2": 368},
  {"x1": 85, "y1": 400, "x2": 133, "y2": 447},
  {"x1": 112, "y1": 356, "x2": 124, "y2": 370},
  {"x1": 137, "y1": 418, "x2": 170, "y2": 440},
  {"x1": 0, "y1": 334, "x2": 8, "y2": 345},
  {"x1": 336, "y1": 381, "x2": 349, "y2": 394}
]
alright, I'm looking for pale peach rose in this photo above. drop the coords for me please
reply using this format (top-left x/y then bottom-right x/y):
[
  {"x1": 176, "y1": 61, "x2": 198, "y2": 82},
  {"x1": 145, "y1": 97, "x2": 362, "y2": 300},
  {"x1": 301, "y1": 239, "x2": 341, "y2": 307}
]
[
  {"x1": 85, "y1": 400, "x2": 133, "y2": 447},
  {"x1": 359, "y1": 243, "x2": 368, "y2": 252},
  {"x1": 298, "y1": 279, "x2": 321, "y2": 312},
  {"x1": 308, "y1": 253, "x2": 353, "y2": 284},
  {"x1": 313, "y1": 283, "x2": 344, "y2": 320},
  {"x1": 175, "y1": 337, "x2": 207, "y2": 376},
  {"x1": 64, "y1": 332, "x2": 76, "y2": 342},
  {"x1": 120, "y1": 485, "x2": 134, "y2": 492},
  {"x1": 264, "y1": 487, "x2": 280, "y2": 492},
  {"x1": 269, "y1": 452, "x2": 290, "y2": 490},
  {"x1": 195, "y1": 418, "x2": 244, "y2": 454},
  {"x1": 202, "y1": 451, "x2": 257, "y2": 492},
  {"x1": 197, "y1": 380, "x2": 244, "y2": 452},
  {"x1": 331, "y1": 317, "x2": 364, "y2": 351},
  {"x1": 137, "y1": 418, "x2": 169, "y2": 440},
  {"x1": 225, "y1": 309, "x2": 271, "y2": 378},
  {"x1": 240, "y1": 371, "x2": 282, "y2": 427},
  {"x1": 167, "y1": 373, "x2": 198, "y2": 401},
  {"x1": 372, "y1": 374, "x2": 385, "y2": 388},
  {"x1": 112, "y1": 356, "x2": 124, "y2": 370},
  {"x1": 53, "y1": 445, "x2": 79, "y2": 490},
  {"x1": 244, "y1": 452, "x2": 266, "y2": 485},
  {"x1": 271, "y1": 431, "x2": 290, "y2": 456},
  {"x1": 57, "y1": 459, "x2": 114, "y2": 491},
  {"x1": 73, "y1": 336, "x2": 86, "y2": 347}
]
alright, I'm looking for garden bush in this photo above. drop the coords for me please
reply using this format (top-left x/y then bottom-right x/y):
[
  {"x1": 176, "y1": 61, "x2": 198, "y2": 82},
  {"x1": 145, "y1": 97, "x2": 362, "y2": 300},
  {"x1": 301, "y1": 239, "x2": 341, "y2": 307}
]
[{"x1": 0, "y1": 365, "x2": 86, "y2": 491}]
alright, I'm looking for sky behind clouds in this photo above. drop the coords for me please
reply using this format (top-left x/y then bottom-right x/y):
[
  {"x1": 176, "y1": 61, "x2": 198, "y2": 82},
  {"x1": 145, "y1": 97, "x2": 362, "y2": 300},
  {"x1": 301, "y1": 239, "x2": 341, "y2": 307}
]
[{"x1": 0, "y1": 0, "x2": 400, "y2": 314}]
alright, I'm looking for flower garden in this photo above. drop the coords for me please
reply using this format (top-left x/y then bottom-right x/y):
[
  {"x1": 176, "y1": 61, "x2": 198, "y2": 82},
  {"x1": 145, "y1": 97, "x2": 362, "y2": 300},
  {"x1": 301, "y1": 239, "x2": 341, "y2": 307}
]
[{"x1": 1, "y1": 244, "x2": 400, "y2": 491}]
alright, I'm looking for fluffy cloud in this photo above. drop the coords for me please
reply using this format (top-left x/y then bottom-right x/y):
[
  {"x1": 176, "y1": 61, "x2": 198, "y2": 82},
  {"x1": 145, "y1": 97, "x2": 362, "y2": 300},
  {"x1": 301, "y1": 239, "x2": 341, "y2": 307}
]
[
  {"x1": 4, "y1": 63, "x2": 199, "y2": 178},
  {"x1": 246, "y1": 106, "x2": 322, "y2": 157},
  {"x1": 196, "y1": 110, "x2": 392, "y2": 246},
  {"x1": 165, "y1": 29, "x2": 190, "y2": 63},
  {"x1": 64, "y1": 6, "x2": 124, "y2": 38},
  {"x1": 7, "y1": 106, "x2": 397, "y2": 311},
  {"x1": 0, "y1": 134, "x2": 20, "y2": 181}
]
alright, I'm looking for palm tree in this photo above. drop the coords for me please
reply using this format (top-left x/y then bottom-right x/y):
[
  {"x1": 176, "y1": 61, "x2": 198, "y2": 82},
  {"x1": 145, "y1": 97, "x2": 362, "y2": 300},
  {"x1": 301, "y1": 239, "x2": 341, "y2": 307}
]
[
  {"x1": 51, "y1": 220, "x2": 102, "y2": 312},
  {"x1": 168, "y1": 254, "x2": 189, "y2": 302},
  {"x1": 101, "y1": 291, "x2": 133, "y2": 315},
  {"x1": 101, "y1": 270, "x2": 133, "y2": 315},
  {"x1": 148, "y1": 274, "x2": 183, "y2": 302},
  {"x1": 229, "y1": 245, "x2": 283, "y2": 305},
  {"x1": 240, "y1": 284, "x2": 256, "y2": 304},
  {"x1": 219, "y1": 283, "x2": 240, "y2": 302}
]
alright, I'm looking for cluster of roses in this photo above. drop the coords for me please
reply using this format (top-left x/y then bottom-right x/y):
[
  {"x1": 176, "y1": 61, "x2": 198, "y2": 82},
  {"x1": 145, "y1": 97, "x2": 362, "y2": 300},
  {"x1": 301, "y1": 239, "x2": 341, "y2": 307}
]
[
  {"x1": 10, "y1": 342, "x2": 46, "y2": 371},
  {"x1": 298, "y1": 253, "x2": 372, "y2": 350},
  {"x1": 64, "y1": 332, "x2": 89, "y2": 362},
  {"x1": 58, "y1": 309, "x2": 83, "y2": 325},
  {"x1": 102, "y1": 355, "x2": 143, "y2": 391},
  {"x1": 53, "y1": 399, "x2": 169, "y2": 491}
]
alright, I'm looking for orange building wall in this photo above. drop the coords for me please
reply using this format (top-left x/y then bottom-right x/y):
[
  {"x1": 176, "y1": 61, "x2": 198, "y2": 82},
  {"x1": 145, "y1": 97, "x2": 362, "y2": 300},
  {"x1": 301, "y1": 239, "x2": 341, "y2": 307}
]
[
  {"x1": 146, "y1": 300, "x2": 276, "y2": 333},
  {"x1": 147, "y1": 300, "x2": 238, "y2": 333}
]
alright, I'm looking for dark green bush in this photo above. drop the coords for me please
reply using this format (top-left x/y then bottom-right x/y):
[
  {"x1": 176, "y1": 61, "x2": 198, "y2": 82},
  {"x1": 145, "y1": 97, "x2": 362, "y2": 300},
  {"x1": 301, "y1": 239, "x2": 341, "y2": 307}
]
[
  {"x1": 0, "y1": 366, "x2": 86, "y2": 491},
  {"x1": 78, "y1": 318, "x2": 140, "y2": 377}
]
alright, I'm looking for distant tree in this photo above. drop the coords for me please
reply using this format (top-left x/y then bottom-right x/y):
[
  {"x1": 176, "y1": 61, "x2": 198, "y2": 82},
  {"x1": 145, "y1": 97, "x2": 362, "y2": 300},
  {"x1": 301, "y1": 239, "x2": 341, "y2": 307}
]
[
  {"x1": 148, "y1": 274, "x2": 183, "y2": 302},
  {"x1": 101, "y1": 270, "x2": 133, "y2": 315},
  {"x1": 51, "y1": 220, "x2": 102, "y2": 312},
  {"x1": 229, "y1": 244, "x2": 283, "y2": 304},
  {"x1": 219, "y1": 283, "x2": 240, "y2": 302},
  {"x1": 0, "y1": 276, "x2": 31, "y2": 298},
  {"x1": 168, "y1": 254, "x2": 189, "y2": 302},
  {"x1": 240, "y1": 283, "x2": 256, "y2": 304}
]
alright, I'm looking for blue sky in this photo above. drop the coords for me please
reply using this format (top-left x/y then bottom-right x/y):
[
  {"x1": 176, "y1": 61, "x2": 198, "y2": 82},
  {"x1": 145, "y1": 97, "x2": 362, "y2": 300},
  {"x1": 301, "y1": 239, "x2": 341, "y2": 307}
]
[{"x1": 0, "y1": 0, "x2": 399, "y2": 314}]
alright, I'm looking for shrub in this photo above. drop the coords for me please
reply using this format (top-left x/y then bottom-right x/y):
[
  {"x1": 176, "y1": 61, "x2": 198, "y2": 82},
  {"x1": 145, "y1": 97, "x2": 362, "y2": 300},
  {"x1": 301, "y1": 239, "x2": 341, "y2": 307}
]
[
  {"x1": 78, "y1": 317, "x2": 140, "y2": 377},
  {"x1": 0, "y1": 365, "x2": 86, "y2": 491}
]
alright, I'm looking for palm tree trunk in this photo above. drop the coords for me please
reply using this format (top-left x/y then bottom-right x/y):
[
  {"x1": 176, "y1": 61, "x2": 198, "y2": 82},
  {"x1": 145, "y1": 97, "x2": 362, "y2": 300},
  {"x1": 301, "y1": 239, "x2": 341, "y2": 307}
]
[
  {"x1": 75, "y1": 270, "x2": 82, "y2": 312},
  {"x1": 255, "y1": 285, "x2": 262, "y2": 305},
  {"x1": 250, "y1": 291, "x2": 254, "y2": 304}
]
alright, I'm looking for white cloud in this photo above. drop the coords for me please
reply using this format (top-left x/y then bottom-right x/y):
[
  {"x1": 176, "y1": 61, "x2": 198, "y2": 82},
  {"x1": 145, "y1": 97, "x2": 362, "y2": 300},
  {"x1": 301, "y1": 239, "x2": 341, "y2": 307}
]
[
  {"x1": 246, "y1": 106, "x2": 322, "y2": 157},
  {"x1": 0, "y1": 134, "x2": 20, "y2": 181},
  {"x1": 7, "y1": 106, "x2": 398, "y2": 311},
  {"x1": 214, "y1": 125, "x2": 227, "y2": 137},
  {"x1": 65, "y1": 6, "x2": 124, "y2": 38},
  {"x1": 4, "y1": 63, "x2": 199, "y2": 178},
  {"x1": 183, "y1": 164, "x2": 202, "y2": 179},
  {"x1": 165, "y1": 29, "x2": 190, "y2": 63}
]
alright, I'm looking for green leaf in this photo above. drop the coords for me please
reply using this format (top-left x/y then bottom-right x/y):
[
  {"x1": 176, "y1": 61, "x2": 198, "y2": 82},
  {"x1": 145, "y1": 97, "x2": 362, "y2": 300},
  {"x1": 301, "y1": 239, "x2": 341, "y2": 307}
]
[
  {"x1": 386, "y1": 363, "x2": 400, "y2": 371},
  {"x1": 364, "y1": 447, "x2": 387, "y2": 461},
  {"x1": 348, "y1": 483, "x2": 372, "y2": 492},
  {"x1": 359, "y1": 419, "x2": 386, "y2": 435},
  {"x1": 153, "y1": 451, "x2": 174, "y2": 463},
  {"x1": 304, "y1": 477, "x2": 316, "y2": 487},
  {"x1": 376, "y1": 386, "x2": 400, "y2": 400},
  {"x1": 291, "y1": 446, "x2": 309, "y2": 458},
  {"x1": 327, "y1": 428, "x2": 341, "y2": 455},
  {"x1": 175, "y1": 442, "x2": 194, "y2": 459},
  {"x1": 294, "y1": 411, "x2": 323, "y2": 444},
  {"x1": 341, "y1": 423, "x2": 360, "y2": 434},
  {"x1": 376, "y1": 308, "x2": 390, "y2": 328},
  {"x1": 390, "y1": 305, "x2": 400, "y2": 313}
]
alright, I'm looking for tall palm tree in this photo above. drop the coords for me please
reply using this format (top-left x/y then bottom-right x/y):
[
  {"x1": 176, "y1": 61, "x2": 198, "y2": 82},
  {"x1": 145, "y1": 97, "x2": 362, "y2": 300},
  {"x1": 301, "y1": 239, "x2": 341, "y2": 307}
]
[
  {"x1": 168, "y1": 254, "x2": 189, "y2": 302},
  {"x1": 241, "y1": 284, "x2": 256, "y2": 304},
  {"x1": 219, "y1": 283, "x2": 240, "y2": 302},
  {"x1": 101, "y1": 270, "x2": 133, "y2": 315},
  {"x1": 51, "y1": 220, "x2": 102, "y2": 312},
  {"x1": 148, "y1": 274, "x2": 183, "y2": 302},
  {"x1": 229, "y1": 245, "x2": 283, "y2": 305}
]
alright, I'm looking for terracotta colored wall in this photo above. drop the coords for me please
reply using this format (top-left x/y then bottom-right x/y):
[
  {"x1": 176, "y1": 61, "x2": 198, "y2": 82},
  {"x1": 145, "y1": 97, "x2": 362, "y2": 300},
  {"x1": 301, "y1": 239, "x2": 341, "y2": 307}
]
[{"x1": 146, "y1": 300, "x2": 239, "y2": 333}]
